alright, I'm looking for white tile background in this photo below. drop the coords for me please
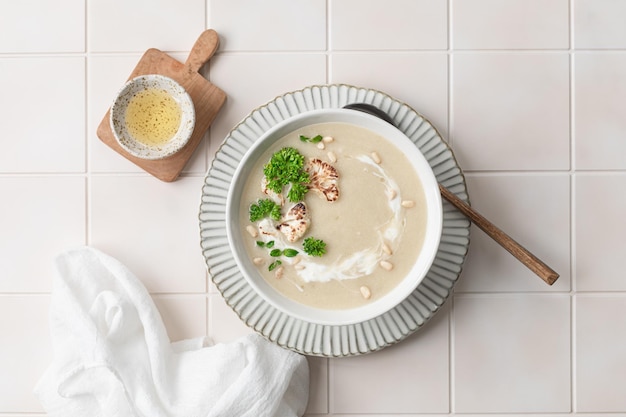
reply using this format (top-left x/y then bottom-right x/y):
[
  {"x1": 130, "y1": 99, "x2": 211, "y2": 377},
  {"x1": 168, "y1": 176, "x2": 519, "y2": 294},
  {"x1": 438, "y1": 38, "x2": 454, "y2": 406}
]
[{"x1": 1, "y1": 0, "x2": 625, "y2": 415}]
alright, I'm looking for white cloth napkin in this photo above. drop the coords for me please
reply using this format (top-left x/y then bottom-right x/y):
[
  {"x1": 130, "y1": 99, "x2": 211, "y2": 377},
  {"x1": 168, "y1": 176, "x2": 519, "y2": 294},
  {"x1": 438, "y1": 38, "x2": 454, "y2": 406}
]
[{"x1": 34, "y1": 247, "x2": 309, "y2": 417}]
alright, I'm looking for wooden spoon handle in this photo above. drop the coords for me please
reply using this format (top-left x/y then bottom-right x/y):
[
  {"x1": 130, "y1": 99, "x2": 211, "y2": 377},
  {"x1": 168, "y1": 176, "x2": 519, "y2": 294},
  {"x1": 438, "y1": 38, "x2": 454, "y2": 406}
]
[
  {"x1": 185, "y1": 29, "x2": 220, "y2": 74},
  {"x1": 439, "y1": 184, "x2": 559, "y2": 285}
]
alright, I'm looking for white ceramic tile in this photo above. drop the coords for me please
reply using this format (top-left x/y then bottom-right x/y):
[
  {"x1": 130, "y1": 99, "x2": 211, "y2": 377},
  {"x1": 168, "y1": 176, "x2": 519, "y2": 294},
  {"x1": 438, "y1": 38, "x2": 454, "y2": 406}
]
[
  {"x1": 0, "y1": 57, "x2": 85, "y2": 173},
  {"x1": 89, "y1": 175, "x2": 207, "y2": 293},
  {"x1": 455, "y1": 174, "x2": 570, "y2": 292},
  {"x1": 452, "y1": 52, "x2": 570, "y2": 171},
  {"x1": 454, "y1": 295, "x2": 571, "y2": 413},
  {"x1": 575, "y1": 174, "x2": 626, "y2": 291},
  {"x1": 0, "y1": 295, "x2": 51, "y2": 412},
  {"x1": 331, "y1": 307, "x2": 449, "y2": 414},
  {"x1": 331, "y1": 52, "x2": 448, "y2": 137},
  {"x1": 576, "y1": 295, "x2": 626, "y2": 412},
  {"x1": 207, "y1": 53, "x2": 326, "y2": 148},
  {"x1": 208, "y1": 0, "x2": 326, "y2": 51},
  {"x1": 574, "y1": 53, "x2": 626, "y2": 170},
  {"x1": 305, "y1": 357, "x2": 328, "y2": 415},
  {"x1": 574, "y1": 0, "x2": 626, "y2": 49},
  {"x1": 0, "y1": 177, "x2": 85, "y2": 292},
  {"x1": 330, "y1": 0, "x2": 447, "y2": 50},
  {"x1": 0, "y1": 0, "x2": 84, "y2": 53},
  {"x1": 152, "y1": 295, "x2": 207, "y2": 342},
  {"x1": 452, "y1": 0, "x2": 569, "y2": 50},
  {"x1": 207, "y1": 293, "x2": 255, "y2": 344},
  {"x1": 87, "y1": 54, "x2": 207, "y2": 174},
  {"x1": 88, "y1": 0, "x2": 205, "y2": 52}
]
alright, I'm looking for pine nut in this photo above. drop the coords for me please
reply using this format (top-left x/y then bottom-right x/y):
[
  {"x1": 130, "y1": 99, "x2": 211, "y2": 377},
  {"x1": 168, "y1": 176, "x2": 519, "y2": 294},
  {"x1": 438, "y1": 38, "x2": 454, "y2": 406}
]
[
  {"x1": 246, "y1": 225, "x2": 258, "y2": 237},
  {"x1": 275, "y1": 266, "x2": 284, "y2": 279},
  {"x1": 401, "y1": 200, "x2": 415, "y2": 208},
  {"x1": 371, "y1": 151, "x2": 381, "y2": 164},
  {"x1": 327, "y1": 151, "x2": 337, "y2": 163},
  {"x1": 360, "y1": 285, "x2": 372, "y2": 300},
  {"x1": 323, "y1": 136, "x2": 334, "y2": 143},
  {"x1": 387, "y1": 189, "x2": 397, "y2": 200},
  {"x1": 292, "y1": 256, "x2": 301, "y2": 265},
  {"x1": 253, "y1": 257, "x2": 264, "y2": 266},
  {"x1": 316, "y1": 142, "x2": 325, "y2": 150},
  {"x1": 294, "y1": 264, "x2": 305, "y2": 270},
  {"x1": 382, "y1": 243, "x2": 392, "y2": 255},
  {"x1": 380, "y1": 260, "x2": 394, "y2": 271}
]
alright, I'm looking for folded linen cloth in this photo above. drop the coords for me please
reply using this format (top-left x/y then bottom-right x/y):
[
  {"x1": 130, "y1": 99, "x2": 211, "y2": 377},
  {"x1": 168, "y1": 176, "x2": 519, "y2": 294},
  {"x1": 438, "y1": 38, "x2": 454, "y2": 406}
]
[{"x1": 34, "y1": 247, "x2": 309, "y2": 417}]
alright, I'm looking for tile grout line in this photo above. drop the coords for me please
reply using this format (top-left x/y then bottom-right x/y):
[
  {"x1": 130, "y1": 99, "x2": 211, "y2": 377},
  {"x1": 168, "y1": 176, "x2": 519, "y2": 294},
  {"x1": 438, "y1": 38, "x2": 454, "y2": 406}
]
[
  {"x1": 207, "y1": 0, "x2": 214, "y2": 300},
  {"x1": 6, "y1": 47, "x2": 626, "y2": 57},
  {"x1": 204, "y1": 0, "x2": 210, "y2": 178},
  {"x1": 325, "y1": 0, "x2": 332, "y2": 85},
  {"x1": 569, "y1": 0, "x2": 577, "y2": 411},
  {"x1": 204, "y1": 0, "x2": 212, "y2": 299},
  {"x1": 84, "y1": 0, "x2": 90, "y2": 248},
  {"x1": 571, "y1": 291, "x2": 577, "y2": 413},
  {"x1": 449, "y1": 297, "x2": 456, "y2": 414},
  {"x1": 447, "y1": 0, "x2": 454, "y2": 150}
]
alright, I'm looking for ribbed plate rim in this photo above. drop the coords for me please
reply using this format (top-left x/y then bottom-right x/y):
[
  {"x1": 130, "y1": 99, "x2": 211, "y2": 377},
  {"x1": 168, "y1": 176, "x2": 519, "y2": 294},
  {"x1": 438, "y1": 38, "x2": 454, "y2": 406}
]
[{"x1": 199, "y1": 84, "x2": 470, "y2": 357}]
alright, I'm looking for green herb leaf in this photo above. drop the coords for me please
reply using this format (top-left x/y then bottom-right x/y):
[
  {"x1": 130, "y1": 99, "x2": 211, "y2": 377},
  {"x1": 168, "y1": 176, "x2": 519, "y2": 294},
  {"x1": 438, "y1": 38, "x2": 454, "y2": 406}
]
[
  {"x1": 299, "y1": 134, "x2": 323, "y2": 144},
  {"x1": 263, "y1": 147, "x2": 310, "y2": 203},
  {"x1": 249, "y1": 198, "x2": 281, "y2": 222},
  {"x1": 268, "y1": 260, "x2": 282, "y2": 271},
  {"x1": 256, "y1": 241, "x2": 265, "y2": 247},
  {"x1": 283, "y1": 248, "x2": 299, "y2": 257},
  {"x1": 303, "y1": 237, "x2": 326, "y2": 257},
  {"x1": 269, "y1": 248, "x2": 282, "y2": 257},
  {"x1": 287, "y1": 182, "x2": 308, "y2": 203},
  {"x1": 266, "y1": 240, "x2": 275, "y2": 248}
]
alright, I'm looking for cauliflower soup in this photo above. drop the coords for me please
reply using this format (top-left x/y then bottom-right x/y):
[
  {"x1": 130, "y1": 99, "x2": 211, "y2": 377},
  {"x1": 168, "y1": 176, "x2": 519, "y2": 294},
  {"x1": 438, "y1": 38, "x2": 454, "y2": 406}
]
[{"x1": 239, "y1": 122, "x2": 428, "y2": 310}]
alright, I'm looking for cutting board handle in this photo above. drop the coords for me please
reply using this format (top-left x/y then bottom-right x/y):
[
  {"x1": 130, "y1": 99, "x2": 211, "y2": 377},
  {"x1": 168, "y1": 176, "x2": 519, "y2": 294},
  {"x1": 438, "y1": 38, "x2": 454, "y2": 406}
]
[{"x1": 185, "y1": 29, "x2": 220, "y2": 73}]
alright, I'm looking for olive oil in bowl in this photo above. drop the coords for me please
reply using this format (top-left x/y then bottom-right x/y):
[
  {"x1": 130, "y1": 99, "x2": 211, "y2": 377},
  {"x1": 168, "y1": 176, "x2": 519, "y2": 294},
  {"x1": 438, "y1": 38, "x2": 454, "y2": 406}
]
[{"x1": 125, "y1": 88, "x2": 182, "y2": 146}]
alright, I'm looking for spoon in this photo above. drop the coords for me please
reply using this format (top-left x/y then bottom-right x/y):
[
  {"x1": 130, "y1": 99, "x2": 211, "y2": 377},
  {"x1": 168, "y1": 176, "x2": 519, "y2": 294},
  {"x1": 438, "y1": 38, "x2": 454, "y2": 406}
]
[{"x1": 343, "y1": 103, "x2": 559, "y2": 286}]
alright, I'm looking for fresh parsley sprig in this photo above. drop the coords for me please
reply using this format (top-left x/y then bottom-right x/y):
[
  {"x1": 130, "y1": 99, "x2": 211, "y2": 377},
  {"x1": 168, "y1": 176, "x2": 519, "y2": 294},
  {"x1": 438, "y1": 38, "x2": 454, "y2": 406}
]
[
  {"x1": 249, "y1": 198, "x2": 281, "y2": 222},
  {"x1": 303, "y1": 237, "x2": 326, "y2": 257},
  {"x1": 263, "y1": 147, "x2": 310, "y2": 203}
]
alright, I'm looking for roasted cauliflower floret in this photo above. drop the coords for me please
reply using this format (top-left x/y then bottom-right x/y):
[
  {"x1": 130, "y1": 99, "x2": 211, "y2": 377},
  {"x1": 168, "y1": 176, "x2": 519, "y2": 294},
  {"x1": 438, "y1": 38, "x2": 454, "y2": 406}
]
[
  {"x1": 277, "y1": 202, "x2": 310, "y2": 242},
  {"x1": 305, "y1": 158, "x2": 339, "y2": 202}
]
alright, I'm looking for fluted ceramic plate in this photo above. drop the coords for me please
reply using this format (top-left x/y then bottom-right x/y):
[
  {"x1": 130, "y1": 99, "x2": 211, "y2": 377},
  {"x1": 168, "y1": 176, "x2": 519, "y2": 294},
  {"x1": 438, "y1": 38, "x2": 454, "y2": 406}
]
[{"x1": 199, "y1": 84, "x2": 470, "y2": 357}]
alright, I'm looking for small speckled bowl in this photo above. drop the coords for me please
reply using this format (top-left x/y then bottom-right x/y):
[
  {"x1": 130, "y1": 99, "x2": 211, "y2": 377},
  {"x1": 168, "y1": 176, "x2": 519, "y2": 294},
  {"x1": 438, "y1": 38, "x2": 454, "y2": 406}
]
[{"x1": 110, "y1": 74, "x2": 195, "y2": 160}]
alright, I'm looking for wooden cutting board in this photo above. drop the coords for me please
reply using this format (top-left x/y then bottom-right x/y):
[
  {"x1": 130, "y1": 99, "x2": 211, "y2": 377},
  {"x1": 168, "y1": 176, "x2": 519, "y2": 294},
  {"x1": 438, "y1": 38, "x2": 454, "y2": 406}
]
[{"x1": 96, "y1": 30, "x2": 226, "y2": 182}]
